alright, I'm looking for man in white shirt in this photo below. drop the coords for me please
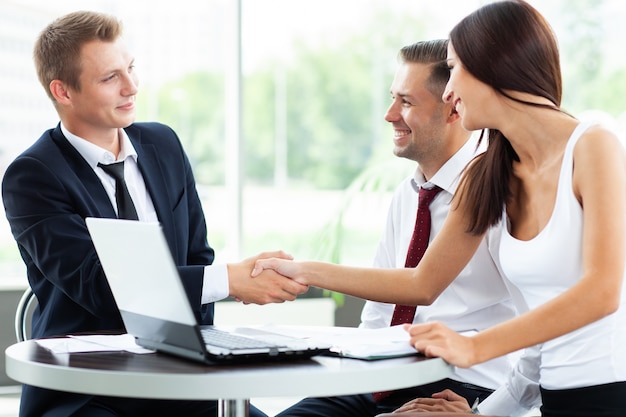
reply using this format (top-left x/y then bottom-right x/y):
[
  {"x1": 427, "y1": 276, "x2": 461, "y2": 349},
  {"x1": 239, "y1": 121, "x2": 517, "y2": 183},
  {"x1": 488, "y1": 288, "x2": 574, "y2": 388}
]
[{"x1": 276, "y1": 39, "x2": 521, "y2": 417}]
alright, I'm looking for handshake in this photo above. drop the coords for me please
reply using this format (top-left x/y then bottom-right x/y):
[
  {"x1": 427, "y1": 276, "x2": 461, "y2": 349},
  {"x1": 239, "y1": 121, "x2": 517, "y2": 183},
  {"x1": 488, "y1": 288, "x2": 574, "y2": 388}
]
[{"x1": 227, "y1": 250, "x2": 310, "y2": 305}]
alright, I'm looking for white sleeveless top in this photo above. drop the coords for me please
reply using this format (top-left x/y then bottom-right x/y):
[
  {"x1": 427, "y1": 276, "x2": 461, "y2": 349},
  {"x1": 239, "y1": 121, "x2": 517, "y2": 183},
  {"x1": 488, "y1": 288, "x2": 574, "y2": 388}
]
[{"x1": 498, "y1": 122, "x2": 626, "y2": 389}]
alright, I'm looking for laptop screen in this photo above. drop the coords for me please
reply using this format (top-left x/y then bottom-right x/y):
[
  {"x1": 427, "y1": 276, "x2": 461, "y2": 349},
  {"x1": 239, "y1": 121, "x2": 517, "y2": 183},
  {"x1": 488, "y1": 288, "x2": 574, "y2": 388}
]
[{"x1": 86, "y1": 218, "x2": 197, "y2": 325}]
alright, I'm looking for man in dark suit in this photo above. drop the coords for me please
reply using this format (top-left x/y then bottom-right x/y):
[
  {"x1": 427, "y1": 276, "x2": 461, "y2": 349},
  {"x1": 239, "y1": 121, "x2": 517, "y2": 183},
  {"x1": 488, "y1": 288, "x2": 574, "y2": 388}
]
[{"x1": 2, "y1": 10, "x2": 307, "y2": 417}]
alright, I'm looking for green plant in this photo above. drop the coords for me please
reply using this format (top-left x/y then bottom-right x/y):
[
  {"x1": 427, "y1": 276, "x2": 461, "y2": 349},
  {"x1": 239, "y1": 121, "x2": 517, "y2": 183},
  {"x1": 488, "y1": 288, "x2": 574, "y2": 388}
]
[{"x1": 314, "y1": 157, "x2": 413, "y2": 305}]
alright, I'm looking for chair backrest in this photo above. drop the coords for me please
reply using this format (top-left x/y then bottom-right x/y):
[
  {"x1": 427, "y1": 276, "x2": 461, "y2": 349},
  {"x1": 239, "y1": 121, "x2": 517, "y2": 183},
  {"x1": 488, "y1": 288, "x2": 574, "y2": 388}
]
[{"x1": 15, "y1": 287, "x2": 37, "y2": 342}]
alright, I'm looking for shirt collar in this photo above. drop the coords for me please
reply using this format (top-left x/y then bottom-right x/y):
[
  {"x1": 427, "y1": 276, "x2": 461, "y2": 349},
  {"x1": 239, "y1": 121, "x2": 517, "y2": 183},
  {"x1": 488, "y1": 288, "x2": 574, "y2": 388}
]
[
  {"x1": 60, "y1": 123, "x2": 138, "y2": 168},
  {"x1": 411, "y1": 133, "x2": 483, "y2": 194}
]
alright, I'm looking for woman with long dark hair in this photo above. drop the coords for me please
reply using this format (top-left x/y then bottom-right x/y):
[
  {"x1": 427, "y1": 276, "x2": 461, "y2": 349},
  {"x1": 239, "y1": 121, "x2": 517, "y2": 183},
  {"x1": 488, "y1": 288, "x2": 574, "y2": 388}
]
[{"x1": 253, "y1": 2, "x2": 626, "y2": 415}]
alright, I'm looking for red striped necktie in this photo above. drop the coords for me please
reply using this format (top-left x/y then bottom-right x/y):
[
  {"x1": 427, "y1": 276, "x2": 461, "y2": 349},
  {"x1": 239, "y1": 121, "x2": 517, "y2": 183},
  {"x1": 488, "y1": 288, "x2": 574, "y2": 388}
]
[{"x1": 372, "y1": 185, "x2": 442, "y2": 402}]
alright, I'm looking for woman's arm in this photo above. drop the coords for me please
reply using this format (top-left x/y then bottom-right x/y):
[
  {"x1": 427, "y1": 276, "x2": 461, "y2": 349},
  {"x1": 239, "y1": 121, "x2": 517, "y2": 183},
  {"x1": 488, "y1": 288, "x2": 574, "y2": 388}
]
[{"x1": 252, "y1": 199, "x2": 485, "y2": 305}]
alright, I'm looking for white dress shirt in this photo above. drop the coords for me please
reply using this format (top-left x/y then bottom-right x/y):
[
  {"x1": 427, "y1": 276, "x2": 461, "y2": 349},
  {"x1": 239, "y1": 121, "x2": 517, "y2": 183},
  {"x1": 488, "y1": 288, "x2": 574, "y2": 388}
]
[
  {"x1": 477, "y1": 344, "x2": 542, "y2": 416},
  {"x1": 360, "y1": 136, "x2": 518, "y2": 390},
  {"x1": 61, "y1": 123, "x2": 229, "y2": 304}
]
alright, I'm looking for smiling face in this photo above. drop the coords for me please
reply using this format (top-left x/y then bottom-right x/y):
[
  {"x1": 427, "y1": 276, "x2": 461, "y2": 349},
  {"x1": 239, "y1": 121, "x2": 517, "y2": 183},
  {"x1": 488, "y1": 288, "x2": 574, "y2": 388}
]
[
  {"x1": 384, "y1": 62, "x2": 450, "y2": 165},
  {"x1": 442, "y1": 42, "x2": 497, "y2": 132},
  {"x1": 56, "y1": 37, "x2": 138, "y2": 144}
]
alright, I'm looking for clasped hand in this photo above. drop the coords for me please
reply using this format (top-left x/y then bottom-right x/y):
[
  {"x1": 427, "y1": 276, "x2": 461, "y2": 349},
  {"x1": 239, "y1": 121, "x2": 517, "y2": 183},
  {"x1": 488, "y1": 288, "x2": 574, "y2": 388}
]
[
  {"x1": 251, "y1": 256, "x2": 308, "y2": 284},
  {"x1": 392, "y1": 389, "x2": 472, "y2": 413},
  {"x1": 229, "y1": 251, "x2": 308, "y2": 305}
]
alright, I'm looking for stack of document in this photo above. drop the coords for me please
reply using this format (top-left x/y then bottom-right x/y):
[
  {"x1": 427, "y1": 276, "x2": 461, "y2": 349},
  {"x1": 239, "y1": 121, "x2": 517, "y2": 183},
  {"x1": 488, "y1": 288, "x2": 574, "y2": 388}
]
[{"x1": 252, "y1": 324, "x2": 419, "y2": 360}]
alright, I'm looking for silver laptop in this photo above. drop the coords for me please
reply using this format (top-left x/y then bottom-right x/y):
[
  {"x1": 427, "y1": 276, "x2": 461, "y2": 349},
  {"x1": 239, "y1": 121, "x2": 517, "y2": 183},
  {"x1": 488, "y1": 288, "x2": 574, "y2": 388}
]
[{"x1": 85, "y1": 217, "x2": 330, "y2": 364}]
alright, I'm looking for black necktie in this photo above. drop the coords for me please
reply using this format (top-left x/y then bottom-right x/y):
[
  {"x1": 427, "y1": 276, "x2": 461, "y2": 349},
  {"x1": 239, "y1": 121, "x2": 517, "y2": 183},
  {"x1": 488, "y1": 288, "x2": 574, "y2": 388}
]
[{"x1": 98, "y1": 161, "x2": 139, "y2": 220}]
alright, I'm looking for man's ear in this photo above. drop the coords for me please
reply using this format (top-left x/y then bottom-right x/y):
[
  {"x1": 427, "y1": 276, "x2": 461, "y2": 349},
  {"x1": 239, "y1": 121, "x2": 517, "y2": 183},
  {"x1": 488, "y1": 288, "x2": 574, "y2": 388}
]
[{"x1": 49, "y1": 80, "x2": 72, "y2": 105}]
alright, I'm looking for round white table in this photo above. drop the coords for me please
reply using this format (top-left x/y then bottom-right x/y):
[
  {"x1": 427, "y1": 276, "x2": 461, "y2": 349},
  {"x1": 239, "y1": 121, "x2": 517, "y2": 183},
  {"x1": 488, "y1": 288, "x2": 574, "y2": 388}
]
[{"x1": 6, "y1": 339, "x2": 452, "y2": 417}]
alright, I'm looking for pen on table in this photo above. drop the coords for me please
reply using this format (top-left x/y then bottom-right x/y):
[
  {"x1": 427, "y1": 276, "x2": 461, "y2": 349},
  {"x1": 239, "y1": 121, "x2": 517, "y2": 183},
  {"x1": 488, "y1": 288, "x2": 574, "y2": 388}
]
[{"x1": 470, "y1": 397, "x2": 480, "y2": 414}]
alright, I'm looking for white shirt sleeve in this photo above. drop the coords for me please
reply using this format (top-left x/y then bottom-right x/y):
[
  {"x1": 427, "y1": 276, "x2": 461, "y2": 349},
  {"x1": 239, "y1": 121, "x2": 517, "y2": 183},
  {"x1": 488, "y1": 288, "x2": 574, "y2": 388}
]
[
  {"x1": 478, "y1": 345, "x2": 542, "y2": 417},
  {"x1": 200, "y1": 263, "x2": 229, "y2": 304},
  {"x1": 359, "y1": 190, "x2": 399, "y2": 329}
]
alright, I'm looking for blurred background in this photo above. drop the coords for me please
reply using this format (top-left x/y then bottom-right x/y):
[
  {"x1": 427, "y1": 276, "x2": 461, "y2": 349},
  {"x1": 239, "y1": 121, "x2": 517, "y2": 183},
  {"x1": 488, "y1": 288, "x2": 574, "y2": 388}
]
[{"x1": 0, "y1": 0, "x2": 625, "y2": 299}]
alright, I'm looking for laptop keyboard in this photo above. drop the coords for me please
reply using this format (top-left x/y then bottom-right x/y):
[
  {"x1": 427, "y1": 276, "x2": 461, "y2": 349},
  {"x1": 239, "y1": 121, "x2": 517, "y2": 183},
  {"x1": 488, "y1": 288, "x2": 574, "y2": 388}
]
[{"x1": 201, "y1": 327, "x2": 286, "y2": 349}]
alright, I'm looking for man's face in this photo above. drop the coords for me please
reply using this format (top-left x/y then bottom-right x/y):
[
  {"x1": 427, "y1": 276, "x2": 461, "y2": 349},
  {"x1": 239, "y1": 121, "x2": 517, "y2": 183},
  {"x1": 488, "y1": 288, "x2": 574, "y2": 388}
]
[
  {"x1": 62, "y1": 37, "x2": 138, "y2": 141},
  {"x1": 384, "y1": 62, "x2": 448, "y2": 163}
]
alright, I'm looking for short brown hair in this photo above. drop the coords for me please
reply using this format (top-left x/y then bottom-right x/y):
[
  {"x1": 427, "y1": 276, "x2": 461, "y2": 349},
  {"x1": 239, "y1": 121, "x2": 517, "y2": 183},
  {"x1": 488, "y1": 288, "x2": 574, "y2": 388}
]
[
  {"x1": 398, "y1": 39, "x2": 449, "y2": 98},
  {"x1": 33, "y1": 10, "x2": 122, "y2": 102}
]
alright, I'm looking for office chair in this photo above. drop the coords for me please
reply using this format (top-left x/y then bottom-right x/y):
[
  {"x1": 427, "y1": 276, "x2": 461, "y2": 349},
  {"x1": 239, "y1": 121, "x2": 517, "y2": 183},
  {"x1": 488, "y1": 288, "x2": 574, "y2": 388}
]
[{"x1": 14, "y1": 287, "x2": 37, "y2": 342}]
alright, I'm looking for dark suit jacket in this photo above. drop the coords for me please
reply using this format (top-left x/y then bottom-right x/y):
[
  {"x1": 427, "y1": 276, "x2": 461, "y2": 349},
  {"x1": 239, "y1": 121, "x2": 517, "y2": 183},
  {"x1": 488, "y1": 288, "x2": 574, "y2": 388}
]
[{"x1": 2, "y1": 122, "x2": 216, "y2": 416}]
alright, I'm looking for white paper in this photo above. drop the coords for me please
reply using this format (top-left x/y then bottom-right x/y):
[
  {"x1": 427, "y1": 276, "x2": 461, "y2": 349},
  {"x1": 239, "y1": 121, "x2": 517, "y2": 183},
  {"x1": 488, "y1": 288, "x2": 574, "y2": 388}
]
[
  {"x1": 36, "y1": 334, "x2": 154, "y2": 354},
  {"x1": 250, "y1": 324, "x2": 419, "y2": 360}
]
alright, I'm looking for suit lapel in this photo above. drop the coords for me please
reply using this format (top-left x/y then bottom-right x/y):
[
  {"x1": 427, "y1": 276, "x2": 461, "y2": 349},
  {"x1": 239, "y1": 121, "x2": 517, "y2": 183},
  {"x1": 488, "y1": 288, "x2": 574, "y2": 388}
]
[
  {"x1": 125, "y1": 126, "x2": 176, "y2": 244},
  {"x1": 50, "y1": 126, "x2": 117, "y2": 218}
]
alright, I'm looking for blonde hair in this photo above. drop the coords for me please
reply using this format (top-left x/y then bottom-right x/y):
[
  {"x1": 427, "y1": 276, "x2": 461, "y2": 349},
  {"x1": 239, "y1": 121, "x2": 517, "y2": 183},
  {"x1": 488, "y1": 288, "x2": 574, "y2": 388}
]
[{"x1": 33, "y1": 10, "x2": 122, "y2": 103}]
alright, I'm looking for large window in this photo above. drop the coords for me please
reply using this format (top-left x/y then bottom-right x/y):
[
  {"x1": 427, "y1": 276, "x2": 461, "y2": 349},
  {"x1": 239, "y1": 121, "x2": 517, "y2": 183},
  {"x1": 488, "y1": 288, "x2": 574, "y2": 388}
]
[{"x1": 1, "y1": 0, "x2": 625, "y2": 283}]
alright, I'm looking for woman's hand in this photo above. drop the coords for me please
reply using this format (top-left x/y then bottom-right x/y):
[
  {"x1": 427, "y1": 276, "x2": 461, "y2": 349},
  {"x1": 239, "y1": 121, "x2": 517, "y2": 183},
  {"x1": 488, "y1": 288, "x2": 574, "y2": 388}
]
[
  {"x1": 405, "y1": 322, "x2": 478, "y2": 368},
  {"x1": 229, "y1": 251, "x2": 309, "y2": 304},
  {"x1": 251, "y1": 257, "x2": 308, "y2": 285}
]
